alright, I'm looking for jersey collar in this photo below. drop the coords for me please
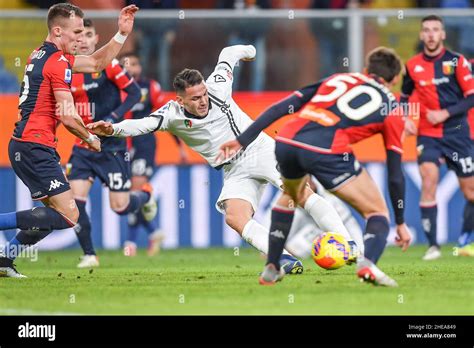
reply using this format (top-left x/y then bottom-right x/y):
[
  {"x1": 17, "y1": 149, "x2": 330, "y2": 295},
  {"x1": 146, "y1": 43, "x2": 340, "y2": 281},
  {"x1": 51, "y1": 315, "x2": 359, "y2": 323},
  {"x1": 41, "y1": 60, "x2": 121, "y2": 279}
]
[
  {"x1": 182, "y1": 100, "x2": 212, "y2": 119},
  {"x1": 422, "y1": 47, "x2": 446, "y2": 62}
]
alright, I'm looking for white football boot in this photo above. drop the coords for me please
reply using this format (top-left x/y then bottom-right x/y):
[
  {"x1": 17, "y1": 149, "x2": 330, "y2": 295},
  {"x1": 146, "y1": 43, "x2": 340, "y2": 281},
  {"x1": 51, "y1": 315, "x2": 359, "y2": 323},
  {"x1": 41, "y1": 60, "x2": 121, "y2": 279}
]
[
  {"x1": 147, "y1": 230, "x2": 165, "y2": 256},
  {"x1": 259, "y1": 263, "x2": 285, "y2": 285},
  {"x1": 0, "y1": 257, "x2": 27, "y2": 278},
  {"x1": 77, "y1": 254, "x2": 99, "y2": 268},
  {"x1": 422, "y1": 246, "x2": 441, "y2": 261},
  {"x1": 141, "y1": 183, "x2": 157, "y2": 222},
  {"x1": 357, "y1": 257, "x2": 398, "y2": 287}
]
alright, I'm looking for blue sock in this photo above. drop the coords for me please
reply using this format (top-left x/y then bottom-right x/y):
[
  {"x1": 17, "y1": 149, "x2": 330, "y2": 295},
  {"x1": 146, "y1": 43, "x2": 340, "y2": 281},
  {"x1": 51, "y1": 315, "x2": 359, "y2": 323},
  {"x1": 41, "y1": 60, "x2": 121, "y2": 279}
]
[
  {"x1": 420, "y1": 204, "x2": 438, "y2": 247},
  {"x1": 116, "y1": 191, "x2": 151, "y2": 215},
  {"x1": 127, "y1": 212, "x2": 140, "y2": 243},
  {"x1": 267, "y1": 205, "x2": 295, "y2": 270},
  {"x1": 16, "y1": 207, "x2": 73, "y2": 231},
  {"x1": 459, "y1": 202, "x2": 474, "y2": 246},
  {"x1": 143, "y1": 213, "x2": 158, "y2": 235},
  {"x1": 0, "y1": 212, "x2": 18, "y2": 230},
  {"x1": 458, "y1": 232, "x2": 472, "y2": 247},
  {"x1": 2, "y1": 230, "x2": 51, "y2": 260},
  {"x1": 74, "y1": 200, "x2": 95, "y2": 255},
  {"x1": 364, "y1": 215, "x2": 389, "y2": 264}
]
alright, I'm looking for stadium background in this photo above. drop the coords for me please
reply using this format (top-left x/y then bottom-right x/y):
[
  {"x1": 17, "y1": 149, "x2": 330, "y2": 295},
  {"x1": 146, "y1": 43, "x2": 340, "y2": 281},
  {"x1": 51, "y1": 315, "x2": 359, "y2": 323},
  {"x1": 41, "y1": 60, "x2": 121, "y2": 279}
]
[{"x1": 0, "y1": 0, "x2": 473, "y2": 250}]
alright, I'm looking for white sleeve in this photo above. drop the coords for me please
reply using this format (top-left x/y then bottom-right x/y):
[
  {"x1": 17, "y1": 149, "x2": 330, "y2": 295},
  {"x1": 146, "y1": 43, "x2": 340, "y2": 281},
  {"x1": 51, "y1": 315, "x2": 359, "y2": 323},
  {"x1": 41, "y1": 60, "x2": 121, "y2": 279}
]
[
  {"x1": 206, "y1": 45, "x2": 256, "y2": 100},
  {"x1": 111, "y1": 102, "x2": 172, "y2": 137},
  {"x1": 111, "y1": 117, "x2": 161, "y2": 137}
]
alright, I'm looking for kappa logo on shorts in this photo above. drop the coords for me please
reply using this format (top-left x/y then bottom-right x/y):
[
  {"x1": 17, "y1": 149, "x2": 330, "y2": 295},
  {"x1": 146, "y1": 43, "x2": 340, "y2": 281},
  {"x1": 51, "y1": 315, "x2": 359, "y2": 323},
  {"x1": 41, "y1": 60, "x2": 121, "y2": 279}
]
[{"x1": 48, "y1": 179, "x2": 64, "y2": 191}]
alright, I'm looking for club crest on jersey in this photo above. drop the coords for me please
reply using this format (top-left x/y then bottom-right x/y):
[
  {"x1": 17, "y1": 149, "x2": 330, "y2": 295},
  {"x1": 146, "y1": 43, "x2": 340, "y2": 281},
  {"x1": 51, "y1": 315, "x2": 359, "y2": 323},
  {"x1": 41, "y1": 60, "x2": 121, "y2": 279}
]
[
  {"x1": 442, "y1": 61, "x2": 455, "y2": 75},
  {"x1": 91, "y1": 72, "x2": 102, "y2": 79},
  {"x1": 184, "y1": 120, "x2": 192, "y2": 128},
  {"x1": 64, "y1": 69, "x2": 72, "y2": 83}
]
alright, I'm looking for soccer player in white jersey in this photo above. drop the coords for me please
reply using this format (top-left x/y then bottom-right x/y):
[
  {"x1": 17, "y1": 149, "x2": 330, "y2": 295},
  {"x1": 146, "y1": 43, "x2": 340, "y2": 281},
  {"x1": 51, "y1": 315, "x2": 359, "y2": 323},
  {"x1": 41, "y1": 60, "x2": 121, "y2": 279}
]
[{"x1": 88, "y1": 45, "x2": 360, "y2": 274}]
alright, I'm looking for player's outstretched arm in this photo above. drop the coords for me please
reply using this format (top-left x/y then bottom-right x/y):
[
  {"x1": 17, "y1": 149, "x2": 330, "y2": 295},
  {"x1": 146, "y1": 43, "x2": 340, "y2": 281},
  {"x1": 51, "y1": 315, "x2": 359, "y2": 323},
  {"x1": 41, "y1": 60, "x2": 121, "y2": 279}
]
[
  {"x1": 217, "y1": 82, "x2": 322, "y2": 163},
  {"x1": 54, "y1": 90, "x2": 100, "y2": 152},
  {"x1": 73, "y1": 5, "x2": 139, "y2": 73},
  {"x1": 217, "y1": 45, "x2": 256, "y2": 68},
  {"x1": 217, "y1": 94, "x2": 303, "y2": 163},
  {"x1": 88, "y1": 117, "x2": 160, "y2": 138}
]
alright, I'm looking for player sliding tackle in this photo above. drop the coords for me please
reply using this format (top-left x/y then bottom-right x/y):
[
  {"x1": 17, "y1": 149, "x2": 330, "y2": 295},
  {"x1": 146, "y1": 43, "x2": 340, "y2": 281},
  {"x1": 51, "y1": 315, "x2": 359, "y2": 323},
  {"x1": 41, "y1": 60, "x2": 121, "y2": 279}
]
[
  {"x1": 88, "y1": 45, "x2": 358, "y2": 274},
  {"x1": 218, "y1": 47, "x2": 412, "y2": 287},
  {"x1": 0, "y1": 3, "x2": 139, "y2": 278}
]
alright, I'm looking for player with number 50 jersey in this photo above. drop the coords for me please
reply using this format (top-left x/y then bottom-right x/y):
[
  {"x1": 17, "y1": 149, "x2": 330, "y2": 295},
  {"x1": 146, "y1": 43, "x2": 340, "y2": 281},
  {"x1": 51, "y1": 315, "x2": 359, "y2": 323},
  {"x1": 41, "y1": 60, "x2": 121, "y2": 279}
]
[{"x1": 220, "y1": 47, "x2": 412, "y2": 286}]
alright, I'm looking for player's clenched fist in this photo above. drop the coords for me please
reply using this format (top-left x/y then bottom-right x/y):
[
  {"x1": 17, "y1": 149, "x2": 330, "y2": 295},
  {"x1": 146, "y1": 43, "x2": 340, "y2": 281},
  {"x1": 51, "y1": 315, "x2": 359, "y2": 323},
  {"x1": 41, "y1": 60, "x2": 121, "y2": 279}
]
[
  {"x1": 395, "y1": 223, "x2": 412, "y2": 252},
  {"x1": 88, "y1": 120, "x2": 114, "y2": 136},
  {"x1": 118, "y1": 5, "x2": 139, "y2": 36},
  {"x1": 87, "y1": 137, "x2": 102, "y2": 152}
]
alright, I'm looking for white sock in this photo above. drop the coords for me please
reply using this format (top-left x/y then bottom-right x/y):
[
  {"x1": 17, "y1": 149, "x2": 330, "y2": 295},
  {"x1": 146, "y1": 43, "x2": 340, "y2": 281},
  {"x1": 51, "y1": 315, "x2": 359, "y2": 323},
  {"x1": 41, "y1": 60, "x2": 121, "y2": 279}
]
[
  {"x1": 304, "y1": 193, "x2": 352, "y2": 242},
  {"x1": 241, "y1": 219, "x2": 291, "y2": 256}
]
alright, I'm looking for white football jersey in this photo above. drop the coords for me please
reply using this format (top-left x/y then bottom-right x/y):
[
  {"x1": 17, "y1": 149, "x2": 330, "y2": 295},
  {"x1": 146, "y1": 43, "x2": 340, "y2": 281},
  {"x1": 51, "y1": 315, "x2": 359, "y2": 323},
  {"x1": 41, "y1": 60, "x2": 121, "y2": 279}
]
[{"x1": 149, "y1": 58, "x2": 267, "y2": 168}]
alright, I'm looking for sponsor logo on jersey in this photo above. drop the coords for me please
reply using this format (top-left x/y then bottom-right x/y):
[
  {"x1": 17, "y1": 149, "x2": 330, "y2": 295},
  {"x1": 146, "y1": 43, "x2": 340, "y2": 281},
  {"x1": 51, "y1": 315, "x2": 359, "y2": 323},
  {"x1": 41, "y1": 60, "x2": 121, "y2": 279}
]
[
  {"x1": 419, "y1": 77, "x2": 450, "y2": 86},
  {"x1": 184, "y1": 119, "x2": 192, "y2": 128},
  {"x1": 31, "y1": 49, "x2": 46, "y2": 60},
  {"x1": 414, "y1": 65, "x2": 424, "y2": 73},
  {"x1": 442, "y1": 61, "x2": 455, "y2": 75},
  {"x1": 64, "y1": 68, "x2": 72, "y2": 83},
  {"x1": 299, "y1": 105, "x2": 340, "y2": 126},
  {"x1": 58, "y1": 55, "x2": 68, "y2": 62}
]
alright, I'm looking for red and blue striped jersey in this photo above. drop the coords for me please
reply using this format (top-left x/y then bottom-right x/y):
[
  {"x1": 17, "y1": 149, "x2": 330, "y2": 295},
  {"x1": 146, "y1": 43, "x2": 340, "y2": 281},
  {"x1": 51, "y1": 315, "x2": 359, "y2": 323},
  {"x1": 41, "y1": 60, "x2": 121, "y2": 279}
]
[
  {"x1": 13, "y1": 41, "x2": 75, "y2": 148},
  {"x1": 277, "y1": 72, "x2": 405, "y2": 155},
  {"x1": 401, "y1": 49, "x2": 474, "y2": 138}
]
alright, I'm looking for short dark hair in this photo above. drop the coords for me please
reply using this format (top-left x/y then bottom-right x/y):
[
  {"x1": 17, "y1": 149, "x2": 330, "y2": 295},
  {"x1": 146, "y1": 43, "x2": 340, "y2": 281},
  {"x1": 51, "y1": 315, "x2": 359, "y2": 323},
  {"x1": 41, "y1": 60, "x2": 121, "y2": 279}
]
[
  {"x1": 366, "y1": 47, "x2": 402, "y2": 83},
  {"x1": 119, "y1": 52, "x2": 140, "y2": 61},
  {"x1": 173, "y1": 69, "x2": 204, "y2": 94},
  {"x1": 47, "y1": 3, "x2": 84, "y2": 31},
  {"x1": 83, "y1": 18, "x2": 93, "y2": 28},
  {"x1": 119, "y1": 52, "x2": 140, "y2": 67},
  {"x1": 421, "y1": 15, "x2": 443, "y2": 26}
]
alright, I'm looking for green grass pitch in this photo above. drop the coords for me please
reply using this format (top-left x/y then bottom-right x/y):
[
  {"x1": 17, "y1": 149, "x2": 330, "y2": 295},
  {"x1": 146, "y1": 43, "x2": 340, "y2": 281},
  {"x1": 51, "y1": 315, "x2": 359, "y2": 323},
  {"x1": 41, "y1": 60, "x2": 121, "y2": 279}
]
[{"x1": 0, "y1": 245, "x2": 473, "y2": 315}]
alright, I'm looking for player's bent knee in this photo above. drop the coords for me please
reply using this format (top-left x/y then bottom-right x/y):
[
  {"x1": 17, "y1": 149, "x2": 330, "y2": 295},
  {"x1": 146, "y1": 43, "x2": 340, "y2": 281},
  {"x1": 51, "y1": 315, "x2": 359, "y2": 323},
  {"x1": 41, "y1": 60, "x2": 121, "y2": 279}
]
[
  {"x1": 462, "y1": 189, "x2": 474, "y2": 202},
  {"x1": 65, "y1": 206, "x2": 80, "y2": 225},
  {"x1": 110, "y1": 196, "x2": 130, "y2": 213},
  {"x1": 363, "y1": 209, "x2": 390, "y2": 222}
]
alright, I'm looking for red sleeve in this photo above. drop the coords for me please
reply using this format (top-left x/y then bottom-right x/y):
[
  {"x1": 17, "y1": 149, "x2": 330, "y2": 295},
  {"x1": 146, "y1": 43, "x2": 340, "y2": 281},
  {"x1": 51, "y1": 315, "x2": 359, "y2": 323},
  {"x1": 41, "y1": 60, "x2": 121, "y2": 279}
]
[
  {"x1": 149, "y1": 80, "x2": 165, "y2": 110},
  {"x1": 105, "y1": 59, "x2": 134, "y2": 90},
  {"x1": 455, "y1": 55, "x2": 474, "y2": 97},
  {"x1": 383, "y1": 107, "x2": 405, "y2": 154},
  {"x1": 44, "y1": 53, "x2": 73, "y2": 92}
]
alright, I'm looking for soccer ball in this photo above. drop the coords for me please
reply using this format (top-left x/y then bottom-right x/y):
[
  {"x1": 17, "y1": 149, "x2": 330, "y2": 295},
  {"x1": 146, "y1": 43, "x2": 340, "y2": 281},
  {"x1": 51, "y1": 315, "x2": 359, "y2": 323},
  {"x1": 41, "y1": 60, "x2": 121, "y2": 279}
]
[{"x1": 311, "y1": 232, "x2": 350, "y2": 270}]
